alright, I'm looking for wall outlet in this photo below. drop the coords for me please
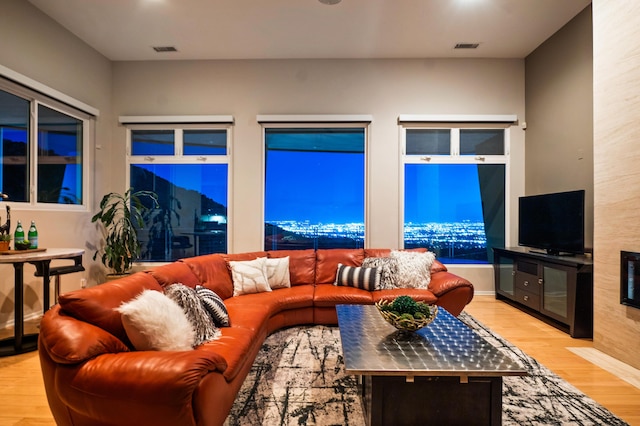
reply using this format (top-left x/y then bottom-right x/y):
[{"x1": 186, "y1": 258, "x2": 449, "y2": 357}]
[{"x1": 80, "y1": 278, "x2": 87, "y2": 288}]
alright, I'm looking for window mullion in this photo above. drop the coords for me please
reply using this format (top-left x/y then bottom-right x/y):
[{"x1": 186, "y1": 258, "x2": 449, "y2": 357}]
[
  {"x1": 175, "y1": 129, "x2": 183, "y2": 156},
  {"x1": 30, "y1": 101, "x2": 38, "y2": 204},
  {"x1": 451, "y1": 128, "x2": 460, "y2": 157}
]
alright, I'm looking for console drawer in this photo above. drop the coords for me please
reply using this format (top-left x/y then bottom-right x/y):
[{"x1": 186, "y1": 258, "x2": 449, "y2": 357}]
[
  {"x1": 514, "y1": 287, "x2": 540, "y2": 310},
  {"x1": 515, "y1": 272, "x2": 540, "y2": 295}
]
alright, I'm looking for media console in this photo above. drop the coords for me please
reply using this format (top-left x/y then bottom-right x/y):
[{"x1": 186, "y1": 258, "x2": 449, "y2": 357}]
[{"x1": 492, "y1": 247, "x2": 593, "y2": 338}]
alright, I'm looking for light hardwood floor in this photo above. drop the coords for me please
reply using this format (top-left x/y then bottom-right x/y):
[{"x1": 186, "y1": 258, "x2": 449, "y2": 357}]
[{"x1": 0, "y1": 295, "x2": 639, "y2": 426}]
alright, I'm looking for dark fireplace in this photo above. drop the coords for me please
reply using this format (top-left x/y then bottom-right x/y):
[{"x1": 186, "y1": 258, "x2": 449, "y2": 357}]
[{"x1": 621, "y1": 251, "x2": 640, "y2": 309}]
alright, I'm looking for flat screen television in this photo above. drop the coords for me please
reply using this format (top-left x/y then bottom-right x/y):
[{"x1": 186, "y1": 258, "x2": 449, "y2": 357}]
[{"x1": 518, "y1": 190, "x2": 585, "y2": 256}]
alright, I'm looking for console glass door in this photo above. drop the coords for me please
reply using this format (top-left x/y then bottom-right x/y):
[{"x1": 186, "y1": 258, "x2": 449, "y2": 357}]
[
  {"x1": 543, "y1": 266, "x2": 568, "y2": 319},
  {"x1": 497, "y1": 254, "x2": 515, "y2": 296}
]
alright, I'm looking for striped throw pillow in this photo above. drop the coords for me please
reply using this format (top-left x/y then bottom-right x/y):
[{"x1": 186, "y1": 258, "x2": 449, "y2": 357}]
[
  {"x1": 334, "y1": 263, "x2": 381, "y2": 291},
  {"x1": 195, "y1": 285, "x2": 230, "y2": 327}
]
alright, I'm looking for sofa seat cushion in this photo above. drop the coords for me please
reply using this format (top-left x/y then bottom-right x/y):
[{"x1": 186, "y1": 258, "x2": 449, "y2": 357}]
[
  {"x1": 196, "y1": 327, "x2": 263, "y2": 382},
  {"x1": 225, "y1": 285, "x2": 315, "y2": 318},
  {"x1": 371, "y1": 288, "x2": 438, "y2": 304},
  {"x1": 223, "y1": 302, "x2": 272, "y2": 333},
  {"x1": 313, "y1": 283, "x2": 373, "y2": 307}
]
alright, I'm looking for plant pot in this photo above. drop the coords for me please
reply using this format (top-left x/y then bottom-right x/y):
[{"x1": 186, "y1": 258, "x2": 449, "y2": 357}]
[
  {"x1": 0, "y1": 240, "x2": 10, "y2": 251},
  {"x1": 105, "y1": 273, "x2": 131, "y2": 282}
]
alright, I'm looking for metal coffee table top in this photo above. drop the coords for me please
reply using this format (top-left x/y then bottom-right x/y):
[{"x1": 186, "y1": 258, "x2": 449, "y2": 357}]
[{"x1": 336, "y1": 304, "x2": 526, "y2": 379}]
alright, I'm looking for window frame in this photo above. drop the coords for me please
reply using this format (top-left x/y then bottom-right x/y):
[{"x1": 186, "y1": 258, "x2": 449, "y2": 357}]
[
  {"x1": 0, "y1": 77, "x2": 94, "y2": 211},
  {"x1": 259, "y1": 116, "x2": 372, "y2": 250},
  {"x1": 123, "y1": 118, "x2": 234, "y2": 262},
  {"x1": 399, "y1": 117, "x2": 515, "y2": 264}
]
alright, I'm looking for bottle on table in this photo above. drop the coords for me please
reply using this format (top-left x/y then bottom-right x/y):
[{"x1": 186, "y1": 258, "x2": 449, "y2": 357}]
[
  {"x1": 14, "y1": 220, "x2": 24, "y2": 247},
  {"x1": 28, "y1": 220, "x2": 38, "y2": 249}
]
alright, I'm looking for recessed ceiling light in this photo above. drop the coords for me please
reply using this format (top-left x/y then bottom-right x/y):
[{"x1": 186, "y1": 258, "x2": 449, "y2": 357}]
[
  {"x1": 153, "y1": 46, "x2": 178, "y2": 52},
  {"x1": 319, "y1": 0, "x2": 342, "y2": 5}
]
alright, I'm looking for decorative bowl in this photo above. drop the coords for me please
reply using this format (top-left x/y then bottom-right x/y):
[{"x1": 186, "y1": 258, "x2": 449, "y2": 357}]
[
  {"x1": 375, "y1": 298, "x2": 438, "y2": 332},
  {"x1": 14, "y1": 241, "x2": 31, "y2": 250}
]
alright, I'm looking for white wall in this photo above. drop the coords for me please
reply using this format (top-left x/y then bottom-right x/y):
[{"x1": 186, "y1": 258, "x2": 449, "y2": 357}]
[
  {"x1": 0, "y1": 0, "x2": 111, "y2": 326},
  {"x1": 524, "y1": 6, "x2": 594, "y2": 249},
  {"x1": 113, "y1": 58, "x2": 526, "y2": 294}
]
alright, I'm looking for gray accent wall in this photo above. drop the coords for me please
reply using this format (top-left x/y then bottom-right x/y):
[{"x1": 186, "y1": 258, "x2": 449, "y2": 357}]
[{"x1": 524, "y1": 5, "x2": 593, "y2": 250}]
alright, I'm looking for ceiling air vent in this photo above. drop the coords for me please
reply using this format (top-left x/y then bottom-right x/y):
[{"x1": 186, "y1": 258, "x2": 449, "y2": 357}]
[
  {"x1": 153, "y1": 46, "x2": 178, "y2": 53},
  {"x1": 454, "y1": 43, "x2": 480, "y2": 49}
]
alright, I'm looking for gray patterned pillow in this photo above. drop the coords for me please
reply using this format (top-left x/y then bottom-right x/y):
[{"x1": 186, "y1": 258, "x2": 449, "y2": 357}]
[
  {"x1": 165, "y1": 284, "x2": 220, "y2": 346},
  {"x1": 362, "y1": 257, "x2": 399, "y2": 290},
  {"x1": 390, "y1": 250, "x2": 436, "y2": 289},
  {"x1": 195, "y1": 285, "x2": 230, "y2": 327}
]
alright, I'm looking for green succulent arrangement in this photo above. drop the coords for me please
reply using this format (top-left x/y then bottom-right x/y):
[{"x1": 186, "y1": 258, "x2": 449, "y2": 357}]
[{"x1": 377, "y1": 295, "x2": 437, "y2": 331}]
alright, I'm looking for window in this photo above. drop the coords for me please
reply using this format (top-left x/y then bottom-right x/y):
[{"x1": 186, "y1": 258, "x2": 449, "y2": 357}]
[
  {"x1": 0, "y1": 81, "x2": 90, "y2": 205},
  {"x1": 124, "y1": 120, "x2": 231, "y2": 262},
  {"x1": 263, "y1": 125, "x2": 367, "y2": 251},
  {"x1": 401, "y1": 121, "x2": 512, "y2": 264}
]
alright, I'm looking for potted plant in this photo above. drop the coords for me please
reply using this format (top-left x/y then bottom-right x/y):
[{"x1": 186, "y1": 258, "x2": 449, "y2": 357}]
[
  {"x1": 92, "y1": 188, "x2": 157, "y2": 275},
  {"x1": 0, "y1": 233, "x2": 11, "y2": 252}
]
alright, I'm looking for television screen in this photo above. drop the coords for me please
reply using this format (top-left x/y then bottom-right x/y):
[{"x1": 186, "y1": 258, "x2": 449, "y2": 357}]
[{"x1": 518, "y1": 190, "x2": 585, "y2": 256}]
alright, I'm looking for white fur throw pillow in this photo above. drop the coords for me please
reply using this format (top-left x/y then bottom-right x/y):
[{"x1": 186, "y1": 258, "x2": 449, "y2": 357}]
[
  {"x1": 229, "y1": 257, "x2": 272, "y2": 296},
  {"x1": 116, "y1": 290, "x2": 195, "y2": 351},
  {"x1": 264, "y1": 256, "x2": 291, "y2": 289},
  {"x1": 164, "y1": 284, "x2": 221, "y2": 346},
  {"x1": 390, "y1": 250, "x2": 436, "y2": 289}
]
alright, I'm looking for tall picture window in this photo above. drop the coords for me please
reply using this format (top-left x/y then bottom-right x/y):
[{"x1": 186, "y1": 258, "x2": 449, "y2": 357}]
[
  {"x1": 125, "y1": 122, "x2": 231, "y2": 262},
  {"x1": 264, "y1": 126, "x2": 367, "y2": 251},
  {"x1": 402, "y1": 124, "x2": 510, "y2": 264}
]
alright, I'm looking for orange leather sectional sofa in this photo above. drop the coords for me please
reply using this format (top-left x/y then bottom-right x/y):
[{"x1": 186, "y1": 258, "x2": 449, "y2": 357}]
[{"x1": 38, "y1": 248, "x2": 474, "y2": 426}]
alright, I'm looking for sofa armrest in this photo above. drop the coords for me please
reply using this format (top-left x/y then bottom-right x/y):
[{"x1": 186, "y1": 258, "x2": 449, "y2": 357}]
[
  {"x1": 428, "y1": 271, "x2": 473, "y2": 298},
  {"x1": 55, "y1": 350, "x2": 228, "y2": 425},
  {"x1": 40, "y1": 305, "x2": 130, "y2": 364}
]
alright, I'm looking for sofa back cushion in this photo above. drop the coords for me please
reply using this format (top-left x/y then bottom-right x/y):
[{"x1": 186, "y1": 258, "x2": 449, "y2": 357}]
[
  {"x1": 147, "y1": 261, "x2": 202, "y2": 289},
  {"x1": 315, "y1": 249, "x2": 364, "y2": 284},
  {"x1": 58, "y1": 272, "x2": 163, "y2": 344},
  {"x1": 223, "y1": 251, "x2": 268, "y2": 262},
  {"x1": 182, "y1": 252, "x2": 267, "y2": 299},
  {"x1": 182, "y1": 254, "x2": 234, "y2": 299},
  {"x1": 267, "y1": 249, "x2": 316, "y2": 286}
]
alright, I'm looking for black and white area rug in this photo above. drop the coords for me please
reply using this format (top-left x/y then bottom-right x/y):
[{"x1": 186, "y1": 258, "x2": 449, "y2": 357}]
[{"x1": 224, "y1": 314, "x2": 628, "y2": 426}]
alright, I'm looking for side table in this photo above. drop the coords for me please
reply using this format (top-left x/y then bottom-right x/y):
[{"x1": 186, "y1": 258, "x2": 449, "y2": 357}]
[{"x1": 0, "y1": 248, "x2": 85, "y2": 356}]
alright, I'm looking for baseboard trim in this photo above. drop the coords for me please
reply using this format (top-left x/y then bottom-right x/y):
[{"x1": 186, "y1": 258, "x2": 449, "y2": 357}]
[{"x1": 568, "y1": 347, "x2": 640, "y2": 390}]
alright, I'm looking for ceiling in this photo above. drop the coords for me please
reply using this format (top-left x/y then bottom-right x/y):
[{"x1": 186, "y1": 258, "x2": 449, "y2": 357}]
[{"x1": 27, "y1": 0, "x2": 591, "y2": 61}]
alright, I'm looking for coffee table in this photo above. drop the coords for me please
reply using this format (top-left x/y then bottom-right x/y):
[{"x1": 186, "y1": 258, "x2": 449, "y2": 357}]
[{"x1": 336, "y1": 304, "x2": 527, "y2": 426}]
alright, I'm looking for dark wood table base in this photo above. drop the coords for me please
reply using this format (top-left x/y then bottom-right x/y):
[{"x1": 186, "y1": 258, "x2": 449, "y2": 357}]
[{"x1": 362, "y1": 375, "x2": 502, "y2": 426}]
